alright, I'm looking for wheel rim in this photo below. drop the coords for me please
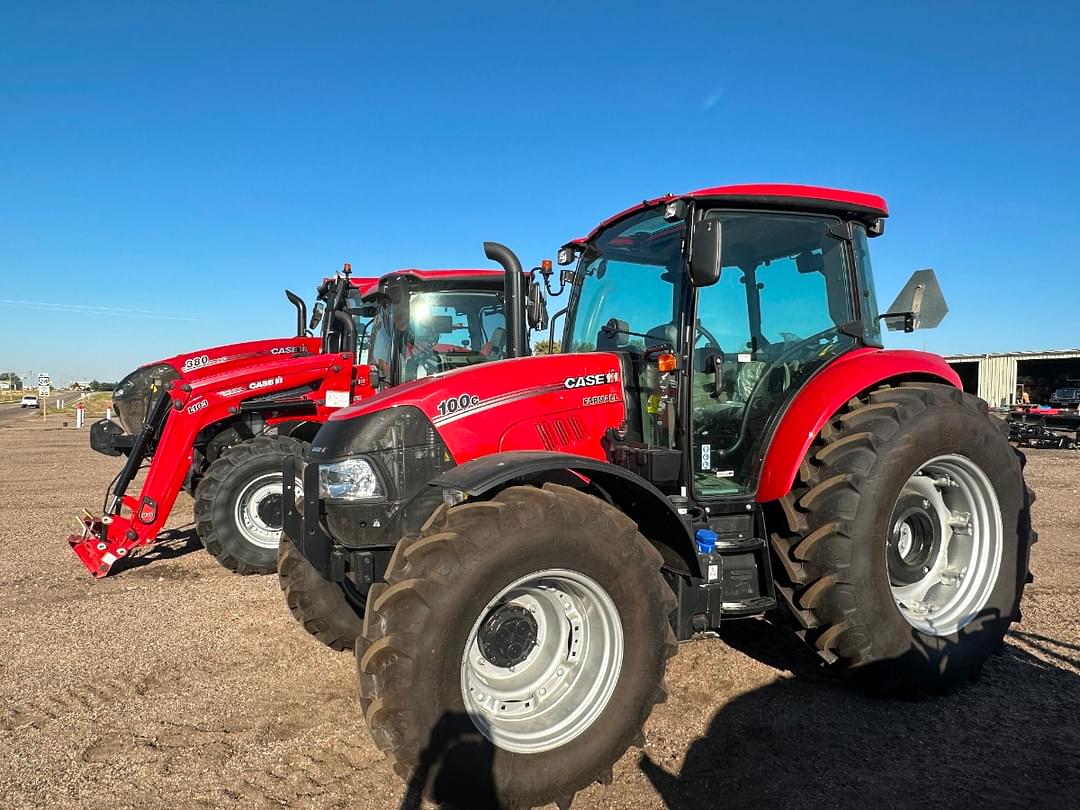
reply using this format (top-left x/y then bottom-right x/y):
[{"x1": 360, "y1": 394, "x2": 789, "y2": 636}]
[
  {"x1": 460, "y1": 568, "x2": 623, "y2": 754},
  {"x1": 234, "y1": 473, "x2": 302, "y2": 549},
  {"x1": 887, "y1": 454, "x2": 1003, "y2": 637}
]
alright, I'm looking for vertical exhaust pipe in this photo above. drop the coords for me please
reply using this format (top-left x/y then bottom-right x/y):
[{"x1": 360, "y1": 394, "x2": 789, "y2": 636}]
[
  {"x1": 483, "y1": 242, "x2": 527, "y2": 358},
  {"x1": 285, "y1": 290, "x2": 307, "y2": 337},
  {"x1": 330, "y1": 310, "x2": 357, "y2": 355}
]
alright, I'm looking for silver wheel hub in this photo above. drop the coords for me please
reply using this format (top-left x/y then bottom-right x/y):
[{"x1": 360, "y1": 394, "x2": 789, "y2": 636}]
[
  {"x1": 460, "y1": 568, "x2": 623, "y2": 754},
  {"x1": 887, "y1": 454, "x2": 1003, "y2": 636},
  {"x1": 234, "y1": 473, "x2": 302, "y2": 549}
]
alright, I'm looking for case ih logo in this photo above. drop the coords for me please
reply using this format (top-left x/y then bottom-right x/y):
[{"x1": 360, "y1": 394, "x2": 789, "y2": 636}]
[
  {"x1": 249, "y1": 376, "x2": 284, "y2": 390},
  {"x1": 182, "y1": 354, "x2": 211, "y2": 372},
  {"x1": 271, "y1": 346, "x2": 300, "y2": 355},
  {"x1": 563, "y1": 371, "x2": 619, "y2": 389}
]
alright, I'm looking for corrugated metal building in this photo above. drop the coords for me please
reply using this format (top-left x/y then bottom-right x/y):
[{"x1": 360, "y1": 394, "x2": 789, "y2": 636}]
[{"x1": 945, "y1": 349, "x2": 1080, "y2": 406}]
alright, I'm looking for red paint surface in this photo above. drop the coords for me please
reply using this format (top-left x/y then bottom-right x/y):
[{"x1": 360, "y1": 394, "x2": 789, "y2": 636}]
[{"x1": 330, "y1": 353, "x2": 627, "y2": 463}]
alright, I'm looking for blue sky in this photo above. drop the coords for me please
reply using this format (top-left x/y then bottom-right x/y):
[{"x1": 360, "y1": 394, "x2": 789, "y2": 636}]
[{"x1": 2, "y1": 2, "x2": 1078, "y2": 382}]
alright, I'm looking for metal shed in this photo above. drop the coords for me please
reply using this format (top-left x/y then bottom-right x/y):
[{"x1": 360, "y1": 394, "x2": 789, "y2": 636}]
[{"x1": 945, "y1": 349, "x2": 1080, "y2": 407}]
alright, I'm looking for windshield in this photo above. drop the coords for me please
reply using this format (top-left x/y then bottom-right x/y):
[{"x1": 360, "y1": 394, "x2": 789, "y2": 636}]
[
  {"x1": 563, "y1": 208, "x2": 687, "y2": 354},
  {"x1": 368, "y1": 288, "x2": 507, "y2": 383}
]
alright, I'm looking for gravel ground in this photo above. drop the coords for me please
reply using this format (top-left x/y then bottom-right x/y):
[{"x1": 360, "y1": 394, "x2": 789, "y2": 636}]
[{"x1": 1, "y1": 414, "x2": 1077, "y2": 809}]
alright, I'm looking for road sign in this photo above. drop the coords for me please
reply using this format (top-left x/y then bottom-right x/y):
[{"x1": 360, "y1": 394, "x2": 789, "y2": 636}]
[
  {"x1": 38, "y1": 384, "x2": 51, "y2": 398},
  {"x1": 37, "y1": 373, "x2": 51, "y2": 386}
]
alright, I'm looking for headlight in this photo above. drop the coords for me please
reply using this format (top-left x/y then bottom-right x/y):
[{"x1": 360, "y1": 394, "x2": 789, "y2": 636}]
[{"x1": 318, "y1": 458, "x2": 384, "y2": 500}]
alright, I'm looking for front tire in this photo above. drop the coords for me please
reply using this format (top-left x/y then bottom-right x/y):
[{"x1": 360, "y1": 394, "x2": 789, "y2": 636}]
[
  {"x1": 771, "y1": 383, "x2": 1035, "y2": 694},
  {"x1": 277, "y1": 533, "x2": 364, "y2": 651},
  {"x1": 357, "y1": 484, "x2": 677, "y2": 809},
  {"x1": 193, "y1": 435, "x2": 307, "y2": 574}
]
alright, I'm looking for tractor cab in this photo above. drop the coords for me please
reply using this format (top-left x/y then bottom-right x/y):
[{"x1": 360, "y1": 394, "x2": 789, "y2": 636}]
[
  {"x1": 554, "y1": 191, "x2": 894, "y2": 497},
  {"x1": 362, "y1": 269, "x2": 515, "y2": 386}
]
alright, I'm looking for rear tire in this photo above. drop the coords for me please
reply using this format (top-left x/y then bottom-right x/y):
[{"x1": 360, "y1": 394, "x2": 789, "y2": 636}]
[
  {"x1": 193, "y1": 435, "x2": 307, "y2": 574},
  {"x1": 357, "y1": 484, "x2": 677, "y2": 809},
  {"x1": 770, "y1": 383, "x2": 1035, "y2": 694},
  {"x1": 277, "y1": 533, "x2": 364, "y2": 651}
]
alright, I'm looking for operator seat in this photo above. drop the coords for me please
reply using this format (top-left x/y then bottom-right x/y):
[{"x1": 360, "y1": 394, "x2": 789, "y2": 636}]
[
  {"x1": 645, "y1": 323, "x2": 677, "y2": 349},
  {"x1": 480, "y1": 326, "x2": 507, "y2": 359}
]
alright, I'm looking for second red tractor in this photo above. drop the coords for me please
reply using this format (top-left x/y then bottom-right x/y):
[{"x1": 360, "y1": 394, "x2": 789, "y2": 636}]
[{"x1": 70, "y1": 265, "x2": 534, "y2": 577}]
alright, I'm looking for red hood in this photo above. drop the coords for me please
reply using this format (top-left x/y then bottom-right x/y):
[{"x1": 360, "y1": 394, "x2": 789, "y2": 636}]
[
  {"x1": 329, "y1": 353, "x2": 628, "y2": 464},
  {"x1": 149, "y1": 336, "x2": 322, "y2": 381}
]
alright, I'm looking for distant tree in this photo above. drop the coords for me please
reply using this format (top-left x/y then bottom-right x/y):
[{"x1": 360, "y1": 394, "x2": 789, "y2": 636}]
[
  {"x1": 0, "y1": 371, "x2": 22, "y2": 389},
  {"x1": 89, "y1": 380, "x2": 116, "y2": 392},
  {"x1": 530, "y1": 340, "x2": 601, "y2": 355}
]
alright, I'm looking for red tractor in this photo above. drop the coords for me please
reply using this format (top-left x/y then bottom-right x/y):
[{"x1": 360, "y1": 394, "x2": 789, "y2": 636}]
[
  {"x1": 279, "y1": 185, "x2": 1034, "y2": 808},
  {"x1": 70, "y1": 265, "x2": 532, "y2": 577}
]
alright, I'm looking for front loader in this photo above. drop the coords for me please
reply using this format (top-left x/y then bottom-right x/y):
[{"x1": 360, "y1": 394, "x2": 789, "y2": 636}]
[
  {"x1": 90, "y1": 272, "x2": 379, "y2": 459},
  {"x1": 70, "y1": 265, "x2": 536, "y2": 577},
  {"x1": 279, "y1": 184, "x2": 1035, "y2": 809}
]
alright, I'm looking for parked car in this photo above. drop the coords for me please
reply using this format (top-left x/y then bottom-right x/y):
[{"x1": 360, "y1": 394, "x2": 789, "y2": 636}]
[{"x1": 20, "y1": 395, "x2": 39, "y2": 408}]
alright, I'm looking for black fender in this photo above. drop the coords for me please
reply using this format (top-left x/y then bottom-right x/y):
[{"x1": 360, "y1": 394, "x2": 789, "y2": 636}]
[
  {"x1": 428, "y1": 451, "x2": 701, "y2": 576},
  {"x1": 275, "y1": 419, "x2": 322, "y2": 444}
]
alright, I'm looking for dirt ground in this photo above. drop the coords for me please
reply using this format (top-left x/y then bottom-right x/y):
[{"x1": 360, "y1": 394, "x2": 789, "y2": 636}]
[{"x1": 1, "y1": 412, "x2": 1077, "y2": 809}]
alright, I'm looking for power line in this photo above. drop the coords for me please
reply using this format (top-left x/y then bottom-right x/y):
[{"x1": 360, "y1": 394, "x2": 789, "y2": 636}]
[{"x1": 0, "y1": 299, "x2": 204, "y2": 322}]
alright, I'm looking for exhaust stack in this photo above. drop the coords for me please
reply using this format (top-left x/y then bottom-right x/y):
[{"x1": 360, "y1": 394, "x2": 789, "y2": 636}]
[
  {"x1": 483, "y1": 241, "x2": 527, "y2": 359},
  {"x1": 285, "y1": 290, "x2": 307, "y2": 337}
]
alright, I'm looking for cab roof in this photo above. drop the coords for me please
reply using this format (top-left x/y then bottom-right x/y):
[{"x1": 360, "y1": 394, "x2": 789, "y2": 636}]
[
  {"x1": 349, "y1": 276, "x2": 380, "y2": 298},
  {"x1": 383, "y1": 268, "x2": 505, "y2": 283},
  {"x1": 587, "y1": 183, "x2": 889, "y2": 241},
  {"x1": 373, "y1": 268, "x2": 508, "y2": 298}
]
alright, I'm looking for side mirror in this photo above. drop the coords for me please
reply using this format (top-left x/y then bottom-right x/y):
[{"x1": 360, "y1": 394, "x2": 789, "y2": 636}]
[
  {"x1": 526, "y1": 274, "x2": 549, "y2": 331},
  {"x1": 309, "y1": 302, "x2": 325, "y2": 331},
  {"x1": 689, "y1": 219, "x2": 722, "y2": 287},
  {"x1": 881, "y1": 269, "x2": 948, "y2": 332}
]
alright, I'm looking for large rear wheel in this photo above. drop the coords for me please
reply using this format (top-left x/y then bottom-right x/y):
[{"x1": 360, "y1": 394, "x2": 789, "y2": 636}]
[
  {"x1": 771, "y1": 383, "x2": 1035, "y2": 693},
  {"x1": 357, "y1": 484, "x2": 677, "y2": 809},
  {"x1": 193, "y1": 435, "x2": 307, "y2": 574}
]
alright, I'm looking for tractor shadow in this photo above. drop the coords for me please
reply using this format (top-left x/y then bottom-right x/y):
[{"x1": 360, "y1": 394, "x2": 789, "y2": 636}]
[
  {"x1": 397, "y1": 712, "x2": 499, "y2": 810},
  {"x1": 110, "y1": 524, "x2": 203, "y2": 574},
  {"x1": 641, "y1": 616, "x2": 1080, "y2": 808}
]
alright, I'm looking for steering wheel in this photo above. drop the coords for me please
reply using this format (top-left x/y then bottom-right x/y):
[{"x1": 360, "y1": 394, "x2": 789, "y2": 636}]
[
  {"x1": 703, "y1": 326, "x2": 843, "y2": 460},
  {"x1": 695, "y1": 321, "x2": 723, "y2": 353}
]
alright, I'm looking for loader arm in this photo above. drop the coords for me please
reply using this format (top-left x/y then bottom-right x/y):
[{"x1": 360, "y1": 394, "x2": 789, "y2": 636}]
[{"x1": 69, "y1": 353, "x2": 365, "y2": 577}]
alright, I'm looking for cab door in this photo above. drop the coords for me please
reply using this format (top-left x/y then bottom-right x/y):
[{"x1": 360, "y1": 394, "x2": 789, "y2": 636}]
[{"x1": 689, "y1": 211, "x2": 859, "y2": 500}]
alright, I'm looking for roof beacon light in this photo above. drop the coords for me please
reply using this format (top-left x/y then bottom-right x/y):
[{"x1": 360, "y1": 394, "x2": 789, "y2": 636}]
[{"x1": 657, "y1": 353, "x2": 677, "y2": 373}]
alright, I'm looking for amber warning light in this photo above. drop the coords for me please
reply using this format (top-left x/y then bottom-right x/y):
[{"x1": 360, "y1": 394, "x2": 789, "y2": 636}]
[{"x1": 657, "y1": 353, "x2": 677, "y2": 373}]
